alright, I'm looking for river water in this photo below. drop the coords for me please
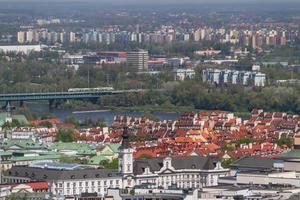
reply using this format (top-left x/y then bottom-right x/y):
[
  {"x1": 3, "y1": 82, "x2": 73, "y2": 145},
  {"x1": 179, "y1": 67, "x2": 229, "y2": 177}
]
[{"x1": 27, "y1": 102, "x2": 181, "y2": 125}]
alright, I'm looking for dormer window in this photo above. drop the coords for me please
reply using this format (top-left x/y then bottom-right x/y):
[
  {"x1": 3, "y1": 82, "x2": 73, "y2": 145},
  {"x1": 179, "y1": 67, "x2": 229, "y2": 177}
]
[
  {"x1": 71, "y1": 175, "x2": 75, "y2": 179},
  {"x1": 166, "y1": 162, "x2": 169, "y2": 168}
]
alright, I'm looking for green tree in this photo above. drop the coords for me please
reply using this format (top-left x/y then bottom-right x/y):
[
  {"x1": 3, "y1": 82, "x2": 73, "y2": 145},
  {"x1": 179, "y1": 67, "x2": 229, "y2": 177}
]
[
  {"x1": 100, "y1": 159, "x2": 118, "y2": 169},
  {"x1": 55, "y1": 129, "x2": 75, "y2": 142}
]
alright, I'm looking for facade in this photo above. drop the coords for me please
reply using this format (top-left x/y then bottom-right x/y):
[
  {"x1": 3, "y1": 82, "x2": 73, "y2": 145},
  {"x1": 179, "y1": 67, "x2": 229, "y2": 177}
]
[
  {"x1": 127, "y1": 50, "x2": 149, "y2": 71},
  {"x1": 11, "y1": 130, "x2": 35, "y2": 140},
  {"x1": 0, "y1": 45, "x2": 44, "y2": 55},
  {"x1": 17, "y1": 31, "x2": 25, "y2": 44},
  {"x1": 107, "y1": 188, "x2": 198, "y2": 200},
  {"x1": 0, "y1": 185, "x2": 11, "y2": 200},
  {"x1": 202, "y1": 68, "x2": 266, "y2": 87},
  {"x1": 2, "y1": 128, "x2": 228, "y2": 199},
  {"x1": 174, "y1": 69, "x2": 196, "y2": 81}
]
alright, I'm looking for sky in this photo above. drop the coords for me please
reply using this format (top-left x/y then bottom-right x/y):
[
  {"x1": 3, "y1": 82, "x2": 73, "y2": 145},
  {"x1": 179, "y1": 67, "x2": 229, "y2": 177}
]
[{"x1": 0, "y1": 0, "x2": 299, "y2": 3}]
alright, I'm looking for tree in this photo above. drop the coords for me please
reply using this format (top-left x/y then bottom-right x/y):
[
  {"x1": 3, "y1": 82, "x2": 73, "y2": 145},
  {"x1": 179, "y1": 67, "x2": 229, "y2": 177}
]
[
  {"x1": 221, "y1": 158, "x2": 235, "y2": 168},
  {"x1": 2, "y1": 119, "x2": 21, "y2": 129},
  {"x1": 100, "y1": 159, "x2": 118, "y2": 169},
  {"x1": 236, "y1": 136, "x2": 253, "y2": 145},
  {"x1": 55, "y1": 129, "x2": 75, "y2": 142},
  {"x1": 277, "y1": 133, "x2": 292, "y2": 148},
  {"x1": 64, "y1": 115, "x2": 79, "y2": 127}
]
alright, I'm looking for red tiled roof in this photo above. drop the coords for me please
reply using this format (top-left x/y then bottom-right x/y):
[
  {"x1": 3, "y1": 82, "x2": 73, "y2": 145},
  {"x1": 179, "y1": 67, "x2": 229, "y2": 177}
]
[{"x1": 26, "y1": 182, "x2": 48, "y2": 190}]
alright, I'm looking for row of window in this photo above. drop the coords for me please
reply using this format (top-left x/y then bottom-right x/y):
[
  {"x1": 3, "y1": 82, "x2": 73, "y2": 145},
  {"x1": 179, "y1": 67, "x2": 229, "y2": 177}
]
[{"x1": 55, "y1": 179, "x2": 120, "y2": 189}]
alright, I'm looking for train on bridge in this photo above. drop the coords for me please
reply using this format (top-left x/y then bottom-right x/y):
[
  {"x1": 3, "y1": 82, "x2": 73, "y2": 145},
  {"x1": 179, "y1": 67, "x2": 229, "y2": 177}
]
[{"x1": 67, "y1": 87, "x2": 114, "y2": 92}]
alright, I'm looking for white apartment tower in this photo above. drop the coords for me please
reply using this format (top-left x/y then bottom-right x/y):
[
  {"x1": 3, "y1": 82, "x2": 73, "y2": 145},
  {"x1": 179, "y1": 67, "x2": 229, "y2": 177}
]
[
  {"x1": 69, "y1": 32, "x2": 76, "y2": 43},
  {"x1": 17, "y1": 31, "x2": 25, "y2": 44},
  {"x1": 26, "y1": 30, "x2": 34, "y2": 43}
]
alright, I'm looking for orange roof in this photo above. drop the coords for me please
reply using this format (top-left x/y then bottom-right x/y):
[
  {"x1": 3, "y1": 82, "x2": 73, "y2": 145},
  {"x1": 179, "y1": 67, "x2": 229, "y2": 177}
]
[
  {"x1": 187, "y1": 129, "x2": 201, "y2": 135},
  {"x1": 206, "y1": 143, "x2": 220, "y2": 152},
  {"x1": 26, "y1": 182, "x2": 48, "y2": 189},
  {"x1": 31, "y1": 118, "x2": 61, "y2": 126},
  {"x1": 255, "y1": 125, "x2": 267, "y2": 130}
]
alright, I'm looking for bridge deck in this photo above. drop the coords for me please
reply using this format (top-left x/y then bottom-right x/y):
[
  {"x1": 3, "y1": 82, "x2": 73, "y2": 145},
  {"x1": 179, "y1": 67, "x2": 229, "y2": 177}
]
[{"x1": 0, "y1": 89, "x2": 145, "y2": 102}]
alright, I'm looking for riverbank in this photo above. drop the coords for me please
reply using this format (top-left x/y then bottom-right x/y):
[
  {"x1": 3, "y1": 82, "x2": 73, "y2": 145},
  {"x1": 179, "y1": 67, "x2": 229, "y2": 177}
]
[
  {"x1": 110, "y1": 104, "x2": 196, "y2": 113},
  {"x1": 19, "y1": 101, "x2": 251, "y2": 120}
]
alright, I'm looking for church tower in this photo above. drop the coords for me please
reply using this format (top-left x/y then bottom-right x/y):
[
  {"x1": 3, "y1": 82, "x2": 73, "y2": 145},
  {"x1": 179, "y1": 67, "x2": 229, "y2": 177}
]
[{"x1": 118, "y1": 126, "x2": 134, "y2": 175}]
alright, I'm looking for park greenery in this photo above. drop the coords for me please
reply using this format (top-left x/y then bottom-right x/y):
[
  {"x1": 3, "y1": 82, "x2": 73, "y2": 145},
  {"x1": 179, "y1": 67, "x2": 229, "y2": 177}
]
[
  {"x1": 1, "y1": 41, "x2": 300, "y2": 115},
  {"x1": 2, "y1": 119, "x2": 22, "y2": 129},
  {"x1": 55, "y1": 128, "x2": 76, "y2": 142},
  {"x1": 99, "y1": 159, "x2": 118, "y2": 169}
]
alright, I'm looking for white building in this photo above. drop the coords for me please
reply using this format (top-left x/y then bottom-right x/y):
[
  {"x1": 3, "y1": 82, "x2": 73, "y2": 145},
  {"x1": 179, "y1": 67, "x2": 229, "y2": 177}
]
[
  {"x1": 0, "y1": 45, "x2": 45, "y2": 55},
  {"x1": 26, "y1": 30, "x2": 34, "y2": 43},
  {"x1": 174, "y1": 69, "x2": 195, "y2": 81},
  {"x1": 17, "y1": 32, "x2": 25, "y2": 44},
  {"x1": 0, "y1": 185, "x2": 11, "y2": 200},
  {"x1": 69, "y1": 32, "x2": 76, "y2": 43},
  {"x1": 253, "y1": 72, "x2": 266, "y2": 87},
  {"x1": 202, "y1": 68, "x2": 266, "y2": 87},
  {"x1": 11, "y1": 130, "x2": 35, "y2": 140},
  {"x1": 2, "y1": 128, "x2": 228, "y2": 199}
]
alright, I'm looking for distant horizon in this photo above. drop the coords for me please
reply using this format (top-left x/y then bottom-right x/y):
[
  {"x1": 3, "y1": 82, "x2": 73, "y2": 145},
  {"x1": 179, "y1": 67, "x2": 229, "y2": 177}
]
[{"x1": 0, "y1": 0, "x2": 300, "y2": 4}]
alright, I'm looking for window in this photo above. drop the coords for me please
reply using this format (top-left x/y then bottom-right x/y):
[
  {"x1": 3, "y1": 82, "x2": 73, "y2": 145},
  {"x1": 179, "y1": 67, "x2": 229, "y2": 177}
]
[
  {"x1": 91, "y1": 181, "x2": 94, "y2": 186},
  {"x1": 98, "y1": 181, "x2": 101, "y2": 185},
  {"x1": 67, "y1": 183, "x2": 70, "y2": 187},
  {"x1": 85, "y1": 182, "x2": 88, "y2": 186},
  {"x1": 116, "y1": 180, "x2": 119, "y2": 185},
  {"x1": 104, "y1": 181, "x2": 107, "y2": 186},
  {"x1": 79, "y1": 182, "x2": 82, "y2": 187}
]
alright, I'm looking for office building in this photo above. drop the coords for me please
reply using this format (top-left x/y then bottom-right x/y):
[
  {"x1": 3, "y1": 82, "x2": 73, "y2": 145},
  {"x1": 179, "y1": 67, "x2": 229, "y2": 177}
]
[{"x1": 127, "y1": 50, "x2": 149, "y2": 71}]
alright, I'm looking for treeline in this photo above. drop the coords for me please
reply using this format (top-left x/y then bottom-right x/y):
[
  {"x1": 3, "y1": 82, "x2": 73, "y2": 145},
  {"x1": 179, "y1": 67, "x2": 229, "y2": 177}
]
[{"x1": 101, "y1": 81, "x2": 300, "y2": 114}]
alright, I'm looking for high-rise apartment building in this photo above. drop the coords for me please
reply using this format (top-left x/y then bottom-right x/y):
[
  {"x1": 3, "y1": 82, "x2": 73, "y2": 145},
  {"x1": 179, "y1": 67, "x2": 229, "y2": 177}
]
[
  {"x1": 17, "y1": 31, "x2": 25, "y2": 44},
  {"x1": 69, "y1": 32, "x2": 76, "y2": 43},
  {"x1": 127, "y1": 50, "x2": 149, "y2": 71},
  {"x1": 26, "y1": 30, "x2": 34, "y2": 43}
]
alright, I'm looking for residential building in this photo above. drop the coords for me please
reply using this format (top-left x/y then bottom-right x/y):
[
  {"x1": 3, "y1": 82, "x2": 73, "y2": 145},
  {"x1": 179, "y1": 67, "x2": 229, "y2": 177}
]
[
  {"x1": 127, "y1": 50, "x2": 149, "y2": 71},
  {"x1": 17, "y1": 31, "x2": 25, "y2": 44},
  {"x1": 202, "y1": 68, "x2": 266, "y2": 87},
  {"x1": 174, "y1": 69, "x2": 195, "y2": 81},
  {"x1": 2, "y1": 127, "x2": 228, "y2": 199}
]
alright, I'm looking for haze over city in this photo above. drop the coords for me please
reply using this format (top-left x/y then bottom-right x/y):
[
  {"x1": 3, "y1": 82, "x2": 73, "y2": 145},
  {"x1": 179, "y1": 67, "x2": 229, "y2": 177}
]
[{"x1": 0, "y1": 0, "x2": 300, "y2": 199}]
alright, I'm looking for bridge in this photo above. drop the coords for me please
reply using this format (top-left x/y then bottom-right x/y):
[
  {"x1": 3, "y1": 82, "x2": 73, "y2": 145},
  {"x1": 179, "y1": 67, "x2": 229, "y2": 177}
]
[{"x1": 0, "y1": 89, "x2": 145, "y2": 109}]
